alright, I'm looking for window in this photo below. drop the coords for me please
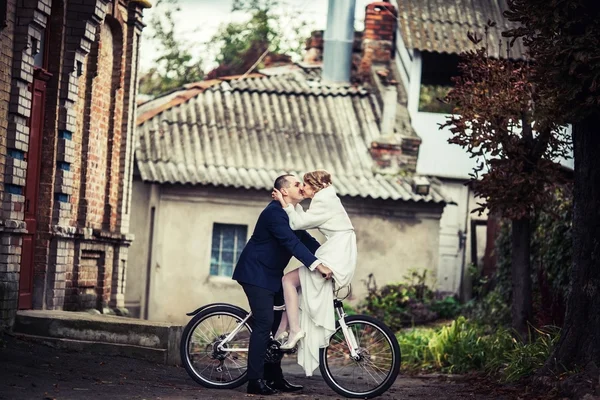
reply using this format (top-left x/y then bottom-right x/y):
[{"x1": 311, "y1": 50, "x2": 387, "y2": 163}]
[
  {"x1": 419, "y1": 52, "x2": 460, "y2": 113},
  {"x1": 1, "y1": 1, "x2": 6, "y2": 30},
  {"x1": 210, "y1": 223, "x2": 247, "y2": 277}
]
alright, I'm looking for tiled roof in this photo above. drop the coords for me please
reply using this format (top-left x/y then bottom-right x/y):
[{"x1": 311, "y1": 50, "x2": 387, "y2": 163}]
[
  {"x1": 395, "y1": 0, "x2": 526, "y2": 59},
  {"x1": 134, "y1": 69, "x2": 447, "y2": 204}
]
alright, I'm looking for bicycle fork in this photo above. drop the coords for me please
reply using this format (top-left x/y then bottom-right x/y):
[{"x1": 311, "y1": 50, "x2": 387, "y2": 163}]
[{"x1": 334, "y1": 300, "x2": 360, "y2": 360}]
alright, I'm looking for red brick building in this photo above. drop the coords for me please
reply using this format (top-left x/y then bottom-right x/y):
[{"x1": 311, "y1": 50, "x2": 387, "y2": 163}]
[{"x1": 0, "y1": 0, "x2": 150, "y2": 328}]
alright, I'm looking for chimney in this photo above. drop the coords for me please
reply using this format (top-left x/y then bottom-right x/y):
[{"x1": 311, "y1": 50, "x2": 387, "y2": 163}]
[
  {"x1": 359, "y1": 2, "x2": 397, "y2": 78},
  {"x1": 304, "y1": 30, "x2": 324, "y2": 65},
  {"x1": 322, "y1": 0, "x2": 357, "y2": 83}
]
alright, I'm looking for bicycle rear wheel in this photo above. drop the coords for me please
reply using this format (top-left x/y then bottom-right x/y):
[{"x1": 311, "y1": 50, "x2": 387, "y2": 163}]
[
  {"x1": 180, "y1": 305, "x2": 251, "y2": 389},
  {"x1": 319, "y1": 314, "x2": 401, "y2": 399}
]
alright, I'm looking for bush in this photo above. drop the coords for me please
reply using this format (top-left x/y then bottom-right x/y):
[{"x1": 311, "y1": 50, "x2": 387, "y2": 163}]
[
  {"x1": 397, "y1": 317, "x2": 560, "y2": 381},
  {"x1": 476, "y1": 187, "x2": 572, "y2": 328},
  {"x1": 463, "y1": 286, "x2": 511, "y2": 327},
  {"x1": 360, "y1": 271, "x2": 461, "y2": 332},
  {"x1": 501, "y1": 326, "x2": 561, "y2": 382},
  {"x1": 429, "y1": 296, "x2": 462, "y2": 319},
  {"x1": 343, "y1": 303, "x2": 358, "y2": 316}
]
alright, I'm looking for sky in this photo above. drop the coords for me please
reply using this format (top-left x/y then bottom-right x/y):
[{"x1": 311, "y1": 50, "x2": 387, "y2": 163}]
[{"x1": 138, "y1": 0, "x2": 373, "y2": 73}]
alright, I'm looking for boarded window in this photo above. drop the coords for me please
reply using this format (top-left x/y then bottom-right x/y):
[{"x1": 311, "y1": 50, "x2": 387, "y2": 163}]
[{"x1": 210, "y1": 223, "x2": 247, "y2": 277}]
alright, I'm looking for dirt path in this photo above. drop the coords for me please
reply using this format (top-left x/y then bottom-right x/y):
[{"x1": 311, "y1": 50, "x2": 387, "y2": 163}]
[{"x1": 0, "y1": 335, "x2": 527, "y2": 399}]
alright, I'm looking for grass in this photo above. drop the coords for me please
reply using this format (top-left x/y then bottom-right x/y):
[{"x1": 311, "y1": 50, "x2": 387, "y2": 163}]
[{"x1": 396, "y1": 317, "x2": 560, "y2": 381}]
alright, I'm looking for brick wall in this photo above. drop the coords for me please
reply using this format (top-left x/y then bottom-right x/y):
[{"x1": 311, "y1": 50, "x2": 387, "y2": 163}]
[{"x1": 0, "y1": 0, "x2": 147, "y2": 328}]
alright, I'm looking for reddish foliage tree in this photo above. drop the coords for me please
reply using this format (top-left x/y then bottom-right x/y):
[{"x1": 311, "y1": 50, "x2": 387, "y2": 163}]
[
  {"x1": 441, "y1": 28, "x2": 571, "y2": 340},
  {"x1": 504, "y1": 0, "x2": 600, "y2": 371}
]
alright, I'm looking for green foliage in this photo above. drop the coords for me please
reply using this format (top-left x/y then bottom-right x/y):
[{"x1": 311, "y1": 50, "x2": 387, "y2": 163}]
[
  {"x1": 418, "y1": 85, "x2": 453, "y2": 113},
  {"x1": 396, "y1": 327, "x2": 438, "y2": 371},
  {"x1": 207, "y1": 0, "x2": 311, "y2": 78},
  {"x1": 429, "y1": 296, "x2": 462, "y2": 319},
  {"x1": 486, "y1": 188, "x2": 572, "y2": 326},
  {"x1": 532, "y1": 188, "x2": 572, "y2": 297},
  {"x1": 501, "y1": 326, "x2": 561, "y2": 382},
  {"x1": 398, "y1": 317, "x2": 560, "y2": 381},
  {"x1": 343, "y1": 303, "x2": 358, "y2": 316},
  {"x1": 139, "y1": 0, "x2": 205, "y2": 96},
  {"x1": 360, "y1": 272, "x2": 461, "y2": 331},
  {"x1": 463, "y1": 287, "x2": 511, "y2": 327}
]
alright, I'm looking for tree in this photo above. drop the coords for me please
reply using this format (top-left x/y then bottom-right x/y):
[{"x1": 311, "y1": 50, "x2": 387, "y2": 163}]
[
  {"x1": 441, "y1": 28, "x2": 571, "y2": 340},
  {"x1": 206, "y1": 0, "x2": 310, "y2": 78},
  {"x1": 138, "y1": 0, "x2": 204, "y2": 96},
  {"x1": 504, "y1": 0, "x2": 600, "y2": 370}
]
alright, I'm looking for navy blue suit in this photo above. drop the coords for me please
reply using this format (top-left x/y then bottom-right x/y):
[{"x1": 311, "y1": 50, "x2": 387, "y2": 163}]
[{"x1": 233, "y1": 201, "x2": 320, "y2": 381}]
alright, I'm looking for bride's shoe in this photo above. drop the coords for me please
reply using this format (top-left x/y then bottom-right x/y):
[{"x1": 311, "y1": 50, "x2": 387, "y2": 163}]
[
  {"x1": 280, "y1": 331, "x2": 305, "y2": 350},
  {"x1": 275, "y1": 331, "x2": 289, "y2": 343}
]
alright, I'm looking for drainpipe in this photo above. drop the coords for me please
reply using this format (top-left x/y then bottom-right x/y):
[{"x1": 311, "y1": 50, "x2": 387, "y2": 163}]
[{"x1": 322, "y1": 0, "x2": 356, "y2": 83}]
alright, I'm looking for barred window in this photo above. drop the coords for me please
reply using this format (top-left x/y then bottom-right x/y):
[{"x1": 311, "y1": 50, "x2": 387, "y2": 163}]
[{"x1": 210, "y1": 223, "x2": 247, "y2": 277}]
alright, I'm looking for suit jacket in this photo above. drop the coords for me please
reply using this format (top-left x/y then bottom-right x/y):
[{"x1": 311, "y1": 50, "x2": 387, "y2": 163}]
[{"x1": 233, "y1": 201, "x2": 320, "y2": 292}]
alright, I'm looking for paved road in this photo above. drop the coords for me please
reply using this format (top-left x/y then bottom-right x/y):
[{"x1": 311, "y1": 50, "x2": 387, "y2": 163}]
[{"x1": 0, "y1": 334, "x2": 522, "y2": 399}]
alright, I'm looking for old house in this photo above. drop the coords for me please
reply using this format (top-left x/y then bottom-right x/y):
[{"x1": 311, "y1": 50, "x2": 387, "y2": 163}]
[
  {"x1": 390, "y1": 0, "x2": 522, "y2": 297},
  {"x1": 390, "y1": 0, "x2": 573, "y2": 297},
  {"x1": 127, "y1": 1, "x2": 451, "y2": 323},
  {"x1": 0, "y1": 0, "x2": 150, "y2": 328}
]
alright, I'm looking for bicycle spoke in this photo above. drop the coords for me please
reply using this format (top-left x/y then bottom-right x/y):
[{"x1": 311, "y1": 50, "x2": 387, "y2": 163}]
[
  {"x1": 324, "y1": 319, "x2": 398, "y2": 396},
  {"x1": 185, "y1": 312, "x2": 251, "y2": 386}
]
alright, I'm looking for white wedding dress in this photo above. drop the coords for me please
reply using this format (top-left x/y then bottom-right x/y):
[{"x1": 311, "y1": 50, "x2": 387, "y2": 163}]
[{"x1": 283, "y1": 185, "x2": 357, "y2": 376}]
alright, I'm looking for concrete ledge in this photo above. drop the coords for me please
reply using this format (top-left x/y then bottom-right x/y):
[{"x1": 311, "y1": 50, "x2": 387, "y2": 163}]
[
  {"x1": 12, "y1": 333, "x2": 169, "y2": 365},
  {"x1": 13, "y1": 310, "x2": 183, "y2": 365}
]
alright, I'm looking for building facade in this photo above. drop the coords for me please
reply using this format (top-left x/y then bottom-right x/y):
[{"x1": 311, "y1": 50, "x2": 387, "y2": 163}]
[
  {"x1": 389, "y1": 0, "x2": 529, "y2": 298},
  {"x1": 0, "y1": 0, "x2": 149, "y2": 328},
  {"x1": 126, "y1": 2, "x2": 451, "y2": 323}
]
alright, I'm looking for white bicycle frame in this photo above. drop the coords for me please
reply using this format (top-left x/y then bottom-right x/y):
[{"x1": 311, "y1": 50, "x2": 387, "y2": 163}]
[{"x1": 216, "y1": 302, "x2": 360, "y2": 358}]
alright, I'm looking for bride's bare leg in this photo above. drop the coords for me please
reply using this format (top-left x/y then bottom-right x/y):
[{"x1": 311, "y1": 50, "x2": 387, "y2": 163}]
[{"x1": 282, "y1": 269, "x2": 302, "y2": 335}]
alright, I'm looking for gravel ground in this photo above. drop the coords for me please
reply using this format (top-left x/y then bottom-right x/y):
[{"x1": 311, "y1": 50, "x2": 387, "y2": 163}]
[{"x1": 0, "y1": 334, "x2": 526, "y2": 400}]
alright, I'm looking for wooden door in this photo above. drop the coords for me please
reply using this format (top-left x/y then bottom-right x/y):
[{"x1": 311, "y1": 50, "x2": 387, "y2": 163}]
[
  {"x1": 436, "y1": 182, "x2": 469, "y2": 293},
  {"x1": 19, "y1": 68, "x2": 51, "y2": 309}
]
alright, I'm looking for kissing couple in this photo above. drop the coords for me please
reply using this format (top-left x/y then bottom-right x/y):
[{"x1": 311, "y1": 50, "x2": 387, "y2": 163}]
[{"x1": 232, "y1": 170, "x2": 357, "y2": 395}]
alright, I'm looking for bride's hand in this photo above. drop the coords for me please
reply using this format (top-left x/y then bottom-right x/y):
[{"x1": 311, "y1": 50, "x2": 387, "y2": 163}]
[{"x1": 272, "y1": 188, "x2": 284, "y2": 203}]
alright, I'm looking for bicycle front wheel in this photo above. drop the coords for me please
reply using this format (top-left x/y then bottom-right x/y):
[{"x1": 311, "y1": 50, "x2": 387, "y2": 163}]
[
  {"x1": 319, "y1": 314, "x2": 401, "y2": 399},
  {"x1": 180, "y1": 305, "x2": 252, "y2": 389}
]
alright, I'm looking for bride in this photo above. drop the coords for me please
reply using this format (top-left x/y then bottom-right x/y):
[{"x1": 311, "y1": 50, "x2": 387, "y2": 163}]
[{"x1": 272, "y1": 170, "x2": 357, "y2": 376}]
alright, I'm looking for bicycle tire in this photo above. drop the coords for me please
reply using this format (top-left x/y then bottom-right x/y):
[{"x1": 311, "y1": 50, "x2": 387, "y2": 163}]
[
  {"x1": 180, "y1": 305, "x2": 252, "y2": 389},
  {"x1": 319, "y1": 314, "x2": 401, "y2": 399}
]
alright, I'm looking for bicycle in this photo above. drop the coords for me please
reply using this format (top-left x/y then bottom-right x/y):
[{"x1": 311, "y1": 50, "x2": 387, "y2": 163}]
[{"x1": 180, "y1": 284, "x2": 401, "y2": 398}]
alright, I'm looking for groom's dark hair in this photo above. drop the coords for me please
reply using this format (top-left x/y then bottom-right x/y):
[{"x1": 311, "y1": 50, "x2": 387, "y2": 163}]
[{"x1": 274, "y1": 174, "x2": 294, "y2": 190}]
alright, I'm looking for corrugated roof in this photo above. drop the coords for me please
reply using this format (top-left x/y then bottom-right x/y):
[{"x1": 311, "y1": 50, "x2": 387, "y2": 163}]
[
  {"x1": 135, "y1": 70, "x2": 447, "y2": 204},
  {"x1": 395, "y1": 0, "x2": 526, "y2": 59}
]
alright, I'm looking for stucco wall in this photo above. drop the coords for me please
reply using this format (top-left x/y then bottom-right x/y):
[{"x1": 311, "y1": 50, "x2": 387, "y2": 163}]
[
  {"x1": 125, "y1": 178, "x2": 153, "y2": 317},
  {"x1": 127, "y1": 184, "x2": 444, "y2": 324}
]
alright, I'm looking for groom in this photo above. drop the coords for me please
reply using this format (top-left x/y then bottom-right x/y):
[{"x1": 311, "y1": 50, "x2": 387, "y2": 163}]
[{"x1": 233, "y1": 174, "x2": 333, "y2": 395}]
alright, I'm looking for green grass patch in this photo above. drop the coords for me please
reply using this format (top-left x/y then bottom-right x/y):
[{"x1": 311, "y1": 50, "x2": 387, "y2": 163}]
[{"x1": 397, "y1": 317, "x2": 559, "y2": 381}]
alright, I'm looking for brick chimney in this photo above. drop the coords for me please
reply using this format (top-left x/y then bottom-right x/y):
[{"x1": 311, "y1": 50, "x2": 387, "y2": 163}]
[
  {"x1": 304, "y1": 30, "x2": 324, "y2": 65},
  {"x1": 359, "y1": 2, "x2": 397, "y2": 78}
]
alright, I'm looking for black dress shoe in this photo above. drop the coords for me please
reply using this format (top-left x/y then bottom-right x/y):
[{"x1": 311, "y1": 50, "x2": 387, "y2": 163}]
[
  {"x1": 247, "y1": 379, "x2": 278, "y2": 395},
  {"x1": 266, "y1": 378, "x2": 303, "y2": 392}
]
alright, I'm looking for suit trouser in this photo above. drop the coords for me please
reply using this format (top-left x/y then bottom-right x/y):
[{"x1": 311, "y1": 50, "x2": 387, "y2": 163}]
[{"x1": 241, "y1": 283, "x2": 284, "y2": 381}]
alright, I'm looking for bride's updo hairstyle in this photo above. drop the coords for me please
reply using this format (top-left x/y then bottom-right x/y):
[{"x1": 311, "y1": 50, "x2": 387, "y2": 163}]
[{"x1": 303, "y1": 170, "x2": 332, "y2": 191}]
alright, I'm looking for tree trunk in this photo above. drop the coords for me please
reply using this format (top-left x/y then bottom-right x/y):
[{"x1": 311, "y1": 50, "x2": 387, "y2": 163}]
[
  {"x1": 511, "y1": 217, "x2": 533, "y2": 341},
  {"x1": 546, "y1": 112, "x2": 600, "y2": 370}
]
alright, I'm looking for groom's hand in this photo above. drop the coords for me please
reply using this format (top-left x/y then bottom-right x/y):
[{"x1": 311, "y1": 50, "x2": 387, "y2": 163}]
[{"x1": 317, "y1": 264, "x2": 333, "y2": 280}]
